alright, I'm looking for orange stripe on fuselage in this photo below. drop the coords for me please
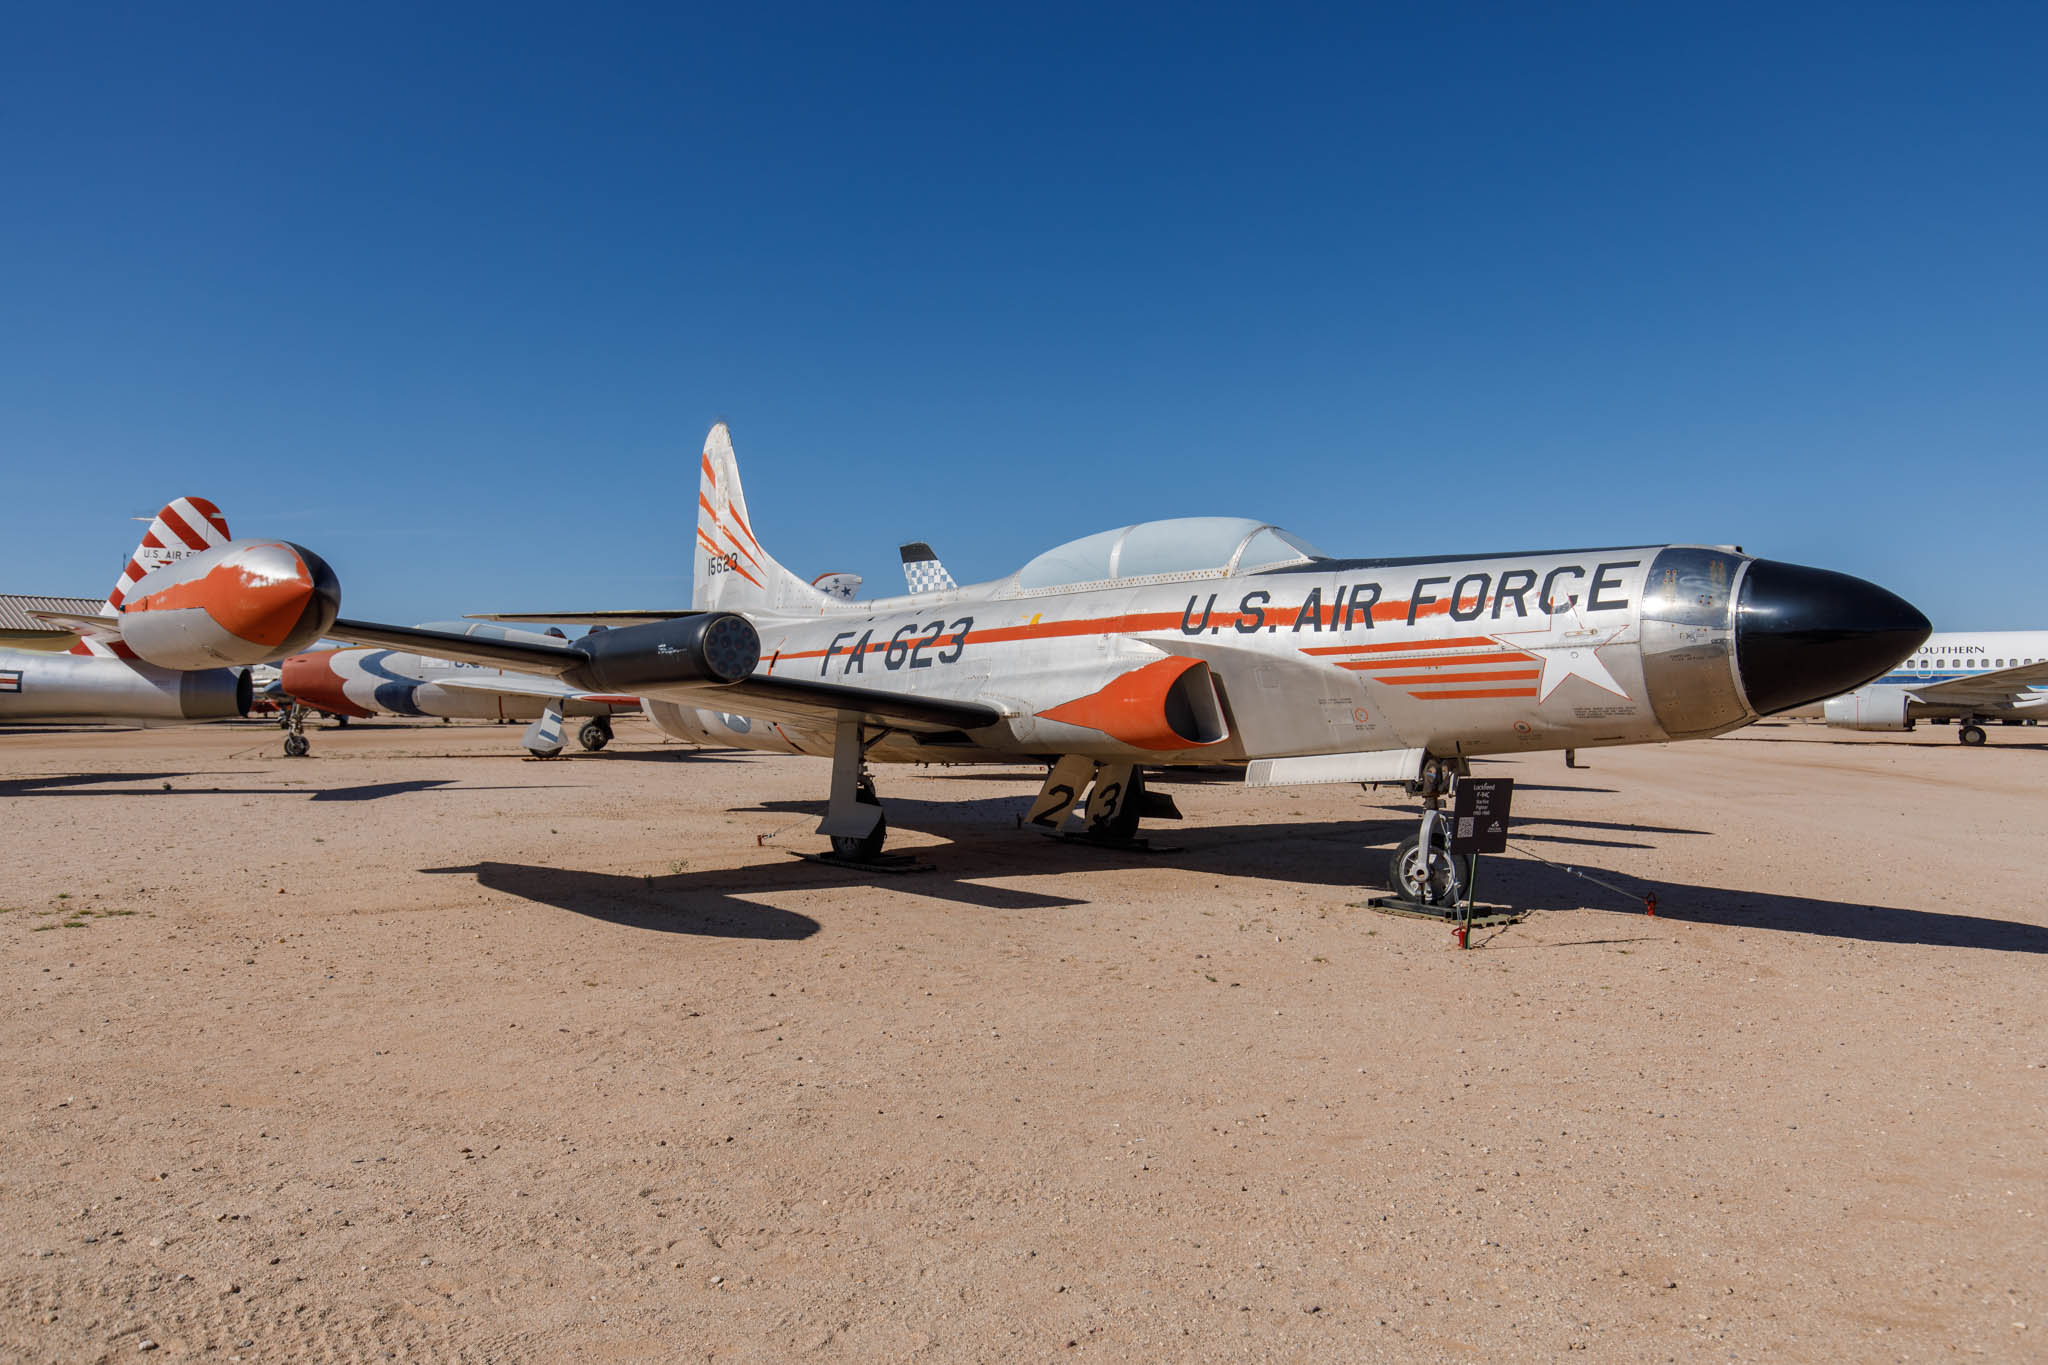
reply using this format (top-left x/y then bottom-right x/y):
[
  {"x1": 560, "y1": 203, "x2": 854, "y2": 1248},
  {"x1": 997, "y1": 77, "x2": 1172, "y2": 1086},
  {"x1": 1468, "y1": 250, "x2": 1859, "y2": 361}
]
[
  {"x1": 1375, "y1": 670, "x2": 1541, "y2": 685},
  {"x1": 1302, "y1": 636, "x2": 1495, "y2": 656},
  {"x1": 776, "y1": 592, "x2": 1544, "y2": 664},
  {"x1": 1338, "y1": 651, "x2": 1536, "y2": 671},
  {"x1": 1408, "y1": 686, "x2": 1540, "y2": 699}
]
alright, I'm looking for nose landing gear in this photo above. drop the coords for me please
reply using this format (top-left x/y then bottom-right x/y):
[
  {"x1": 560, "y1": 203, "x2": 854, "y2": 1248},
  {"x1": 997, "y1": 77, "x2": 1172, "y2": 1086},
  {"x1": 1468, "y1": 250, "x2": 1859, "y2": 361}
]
[
  {"x1": 1368, "y1": 757, "x2": 1520, "y2": 946},
  {"x1": 282, "y1": 703, "x2": 311, "y2": 758}
]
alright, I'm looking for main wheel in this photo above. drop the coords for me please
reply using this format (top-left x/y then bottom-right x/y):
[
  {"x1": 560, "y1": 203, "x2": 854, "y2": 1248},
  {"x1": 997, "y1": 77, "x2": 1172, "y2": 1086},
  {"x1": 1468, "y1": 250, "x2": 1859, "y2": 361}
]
[
  {"x1": 1959, "y1": 724, "x2": 1987, "y2": 746},
  {"x1": 283, "y1": 734, "x2": 310, "y2": 758},
  {"x1": 829, "y1": 779, "x2": 886, "y2": 861},
  {"x1": 1086, "y1": 769, "x2": 1144, "y2": 841},
  {"x1": 578, "y1": 720, "x2": 611, "y2": 752},
  {"x1": 1388, "y1": 832, "x2": 1463, "y2": 907}
]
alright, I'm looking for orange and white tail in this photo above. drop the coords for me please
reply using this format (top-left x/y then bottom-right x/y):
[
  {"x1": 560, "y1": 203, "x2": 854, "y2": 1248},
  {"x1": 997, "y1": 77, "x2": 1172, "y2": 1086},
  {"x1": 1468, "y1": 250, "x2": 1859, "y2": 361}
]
[
  {"x1": 72, "y1": 496, "x2": 234, "y2": 656},
  {"x1": 693, "y1": 423, "x2": 847, "y2": 616}
]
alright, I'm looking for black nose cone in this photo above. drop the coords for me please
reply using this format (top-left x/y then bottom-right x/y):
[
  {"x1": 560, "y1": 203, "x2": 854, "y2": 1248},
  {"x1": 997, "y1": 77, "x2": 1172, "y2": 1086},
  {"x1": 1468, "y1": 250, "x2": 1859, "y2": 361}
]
[{"x1": 1736, "y1": 559, "x2": 1930, "y2": 716}]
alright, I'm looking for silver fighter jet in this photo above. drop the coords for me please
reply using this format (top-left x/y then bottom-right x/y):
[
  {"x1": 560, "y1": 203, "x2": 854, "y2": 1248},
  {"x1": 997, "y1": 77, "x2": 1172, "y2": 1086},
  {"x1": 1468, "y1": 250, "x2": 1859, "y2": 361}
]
[{"x1": 332, "y1": 423, "x2": 1929, "y2": 899}]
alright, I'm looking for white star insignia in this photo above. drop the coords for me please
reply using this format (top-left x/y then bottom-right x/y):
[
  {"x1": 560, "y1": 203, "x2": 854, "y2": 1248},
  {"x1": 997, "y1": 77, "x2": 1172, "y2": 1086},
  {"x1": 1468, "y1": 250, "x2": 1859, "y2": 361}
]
[{"x1": 1494, "y1": 607, "x2": 1632, "y2": 703}]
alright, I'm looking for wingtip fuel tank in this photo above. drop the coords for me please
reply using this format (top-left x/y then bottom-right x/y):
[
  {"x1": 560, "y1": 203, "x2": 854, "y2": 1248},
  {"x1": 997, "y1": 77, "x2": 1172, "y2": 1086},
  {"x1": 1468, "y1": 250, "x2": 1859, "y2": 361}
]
[{"x1": 120, "y1": 540, "x2": 341, "y2": 669}]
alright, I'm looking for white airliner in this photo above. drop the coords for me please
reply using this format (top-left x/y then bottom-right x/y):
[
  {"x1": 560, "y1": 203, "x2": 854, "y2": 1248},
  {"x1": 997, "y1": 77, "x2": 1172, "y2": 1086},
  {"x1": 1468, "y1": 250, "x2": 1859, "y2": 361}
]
[{"x1": 1805, "y1": 631, "x2": 2048, "y2": 743}]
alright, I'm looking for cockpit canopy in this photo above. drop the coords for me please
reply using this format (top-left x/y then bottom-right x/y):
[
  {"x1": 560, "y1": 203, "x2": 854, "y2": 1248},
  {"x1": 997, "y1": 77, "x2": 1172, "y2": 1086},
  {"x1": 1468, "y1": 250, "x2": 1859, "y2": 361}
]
[{"x1": 1013, "y1": 517, "x2": 1328, "y2": 591}]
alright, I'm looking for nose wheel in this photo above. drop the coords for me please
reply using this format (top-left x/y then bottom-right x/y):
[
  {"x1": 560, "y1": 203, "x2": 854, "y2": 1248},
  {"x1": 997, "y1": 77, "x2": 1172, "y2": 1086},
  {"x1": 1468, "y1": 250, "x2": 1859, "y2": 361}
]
[
  {"x1": 282, "y1": 703, "x2": 312, "y2": 757},
  {"x1": 1389, "y1": 829, "x2": 1463, "y2": 908}
]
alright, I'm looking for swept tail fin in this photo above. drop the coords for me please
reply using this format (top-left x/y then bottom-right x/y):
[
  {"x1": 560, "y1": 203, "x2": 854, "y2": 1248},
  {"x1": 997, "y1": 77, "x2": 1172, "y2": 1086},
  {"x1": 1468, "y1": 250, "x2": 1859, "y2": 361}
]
[
  {"x1": 71, "y1": 496, "x2": 233, "y2": 656},
  {"x1": 693, "y1": 423, "x2": 845, "y2": 615},
  {"x1": 111, "y1": 497, "x2": 232, "y2": 610}
]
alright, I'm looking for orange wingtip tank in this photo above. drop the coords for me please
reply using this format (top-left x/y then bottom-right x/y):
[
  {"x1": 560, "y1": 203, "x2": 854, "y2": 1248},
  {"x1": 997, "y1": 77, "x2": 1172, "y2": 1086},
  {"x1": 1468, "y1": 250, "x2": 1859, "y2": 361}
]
[{"x1": 120, "y1": 541, "x2": 341, "y2": 669}]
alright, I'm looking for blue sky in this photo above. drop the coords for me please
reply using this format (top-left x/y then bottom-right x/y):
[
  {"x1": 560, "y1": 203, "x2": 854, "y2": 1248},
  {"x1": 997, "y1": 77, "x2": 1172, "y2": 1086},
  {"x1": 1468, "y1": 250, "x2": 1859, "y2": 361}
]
[{"x1": 4, "y1": 3, "x2": 2042, "y2": 626}]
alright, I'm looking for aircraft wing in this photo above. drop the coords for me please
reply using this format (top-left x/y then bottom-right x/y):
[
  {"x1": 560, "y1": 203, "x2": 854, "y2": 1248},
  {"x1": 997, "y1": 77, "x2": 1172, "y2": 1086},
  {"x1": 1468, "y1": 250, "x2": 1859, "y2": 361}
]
[
  {"x1": 26, "y1": 609, "x2": 123, "y2": 637},
  {"x1": 466, "y1": 611, "x2": 701, "y2": 626},
  {"x1": 329, "y1": 617, "x2": 1004, "y2": 733},
  {"x1": 328, "y1": 619, "x2": 583, "y2": 675},
  {"x1": 712, "y1": 676, "x2": 1004, "y2": 732},
  {"x1": 428, "y1": 675, "x2": 641, "y2": 707},
  {"x1": 1909, "y1": 659, "x2": 2048, "y2": 707}
]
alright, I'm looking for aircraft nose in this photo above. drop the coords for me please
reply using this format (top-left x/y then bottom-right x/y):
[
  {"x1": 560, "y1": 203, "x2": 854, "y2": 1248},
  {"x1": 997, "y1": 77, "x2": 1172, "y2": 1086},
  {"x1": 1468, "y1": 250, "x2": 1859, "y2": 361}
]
[
  {"x1": 281, "y1": 651, "x2": 347, "y2": 712},
  {"x1": 1735, "y1": 559, "x2": 1930, "y2": 716}
]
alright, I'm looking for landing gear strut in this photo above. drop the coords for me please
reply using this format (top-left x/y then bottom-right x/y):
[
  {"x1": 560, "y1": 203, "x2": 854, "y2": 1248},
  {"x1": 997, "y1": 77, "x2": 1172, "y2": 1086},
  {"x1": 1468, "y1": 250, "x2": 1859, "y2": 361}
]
[
  {"x1": 810, "y1": 715, "x2": 908, "y2": 868},
  {"x1": 282, "y1": 703, "x2": 311, "y2": 758},
  {"x1": 1386, "y1": 757, "x2": 1465, "y2": 909}
]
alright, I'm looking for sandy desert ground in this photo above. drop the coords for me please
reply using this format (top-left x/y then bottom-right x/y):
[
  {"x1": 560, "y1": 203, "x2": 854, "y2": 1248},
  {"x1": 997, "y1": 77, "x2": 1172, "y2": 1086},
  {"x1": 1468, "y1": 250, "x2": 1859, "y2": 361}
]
[{"x1": 1, "y1": 715, "x2": 2042, "y2": 1362}]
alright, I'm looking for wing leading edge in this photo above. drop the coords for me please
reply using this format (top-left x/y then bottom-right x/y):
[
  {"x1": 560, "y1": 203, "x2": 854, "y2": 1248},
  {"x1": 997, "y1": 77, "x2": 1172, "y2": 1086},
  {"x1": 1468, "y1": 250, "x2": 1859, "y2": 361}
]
[{"x1": 326, "y1": 618, "x2": 1004, "y2": 733}]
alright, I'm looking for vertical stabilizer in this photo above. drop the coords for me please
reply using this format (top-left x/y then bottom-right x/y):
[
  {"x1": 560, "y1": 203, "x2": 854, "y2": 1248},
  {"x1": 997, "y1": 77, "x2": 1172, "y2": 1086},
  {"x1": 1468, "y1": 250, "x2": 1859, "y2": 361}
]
[
  {"x1": 900, "y1": 542, "x2": 958, "y2": 594},
  {"x1": 73, "y1": 497, "x2": 233, "y2": 656},
  {"x1": 692, "y1": 424, "x2": 844, "y2": 615}
]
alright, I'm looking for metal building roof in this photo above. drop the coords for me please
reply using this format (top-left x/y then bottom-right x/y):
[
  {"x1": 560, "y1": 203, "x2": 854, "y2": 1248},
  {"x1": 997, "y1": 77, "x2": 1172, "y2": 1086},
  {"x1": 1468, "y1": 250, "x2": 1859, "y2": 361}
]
[{"x1": 0, "y1": 594, "x2": 105, "y2": 632}]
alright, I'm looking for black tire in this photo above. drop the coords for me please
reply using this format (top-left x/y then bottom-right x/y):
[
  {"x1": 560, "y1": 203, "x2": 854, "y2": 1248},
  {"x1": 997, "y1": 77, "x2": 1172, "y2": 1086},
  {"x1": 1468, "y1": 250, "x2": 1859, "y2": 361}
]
[
  {"x1": 283, "y1": 734, "x2": 310, "y2": 758},
  {"x1": 1087, "y1": 769, "x2": 1144, "y2": 841},
  {"x1": 829, "y1": 781, "x2": 886, "y2": 861},
  {"x1": 578, "y1": 720, "x2": 610, "y2": 752},
  {"x1": 1959, "y1": 724, "x2": 1987, "y2": 746},
  {"x1": 1388, "y1": 831, "x2": 1462, "y2": 907}
]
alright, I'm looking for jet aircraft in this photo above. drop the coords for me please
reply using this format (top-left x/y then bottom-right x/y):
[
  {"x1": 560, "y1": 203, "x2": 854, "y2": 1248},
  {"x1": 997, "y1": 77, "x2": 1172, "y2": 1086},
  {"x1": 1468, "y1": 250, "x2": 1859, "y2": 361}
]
[
  {"x1": 276, "y1": 622, "x2": 640, "y2": 757},
  {"x1": 328, "y1": 423, "x2": 1929, "y2": 905},
  {"x1": 1800, "y1": 630, "x2": 2048, "y2": 744},
  {"x1": 2, "y1": 498, "x2": 339, "y2": 727}
]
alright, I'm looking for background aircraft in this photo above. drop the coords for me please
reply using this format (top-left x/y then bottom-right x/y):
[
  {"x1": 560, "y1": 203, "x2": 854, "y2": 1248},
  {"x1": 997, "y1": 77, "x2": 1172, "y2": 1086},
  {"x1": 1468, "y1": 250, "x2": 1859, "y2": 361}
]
[
  {"x1": 2, "y1": 498, "x2": 339, "y2": 727},
  {"x1": 325, "y1": 423, "x2": 1928, "y2": 905},
  {"x1": 277, "y1": 622, "x2": 640, "y2": 757},
  {"x1": 1798, "y1": 630, "x2": 2048, "y2": 744}
]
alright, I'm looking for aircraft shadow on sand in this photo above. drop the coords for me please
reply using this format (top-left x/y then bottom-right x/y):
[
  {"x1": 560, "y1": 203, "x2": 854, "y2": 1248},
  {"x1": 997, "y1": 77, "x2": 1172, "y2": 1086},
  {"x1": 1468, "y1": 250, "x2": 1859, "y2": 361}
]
[
  {"x1": 0, "y1": 772, "x2": 543, "y2": 802},
  {"x1": 1722, "y1": 731, "x2": 2048, "y2": 753},
  {"x1": 718, "y1": 798, "x2": 2048, "y2": 956},
  {"x1": 421, "y1": 854, "x2": 1089, "y2": 942},
  {"x1": 564, "y1": 747, "x2": 756, "y2": 765}
]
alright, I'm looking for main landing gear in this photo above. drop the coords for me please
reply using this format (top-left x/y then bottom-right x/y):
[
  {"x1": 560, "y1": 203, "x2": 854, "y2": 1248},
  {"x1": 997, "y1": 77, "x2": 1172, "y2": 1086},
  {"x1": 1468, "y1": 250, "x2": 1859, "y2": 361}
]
[
  {"x1": 804, "y1": 716, "x2": 922, "y2": 870},
  {"x1": 1958, "y1": 720, "x2": 1988, "y2": 746},
  {"x1": 577, "y1": 716, "x2": 613, "y2": 752}
]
